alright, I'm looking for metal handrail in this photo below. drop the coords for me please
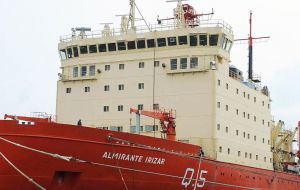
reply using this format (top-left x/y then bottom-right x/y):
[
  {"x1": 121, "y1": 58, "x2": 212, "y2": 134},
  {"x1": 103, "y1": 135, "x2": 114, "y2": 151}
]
[{"x1": 60, "y1": 19, "x2": 233, "y2": 42}]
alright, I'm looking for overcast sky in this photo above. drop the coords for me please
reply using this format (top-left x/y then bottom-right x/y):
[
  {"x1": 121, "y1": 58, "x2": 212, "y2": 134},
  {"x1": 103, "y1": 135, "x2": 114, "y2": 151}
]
[{"x1": 0, "y1": 0, "x2": 299, "y2": 129}]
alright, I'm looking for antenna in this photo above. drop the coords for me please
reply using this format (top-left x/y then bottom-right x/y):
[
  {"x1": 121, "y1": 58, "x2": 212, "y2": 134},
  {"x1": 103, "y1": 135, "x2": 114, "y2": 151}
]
[{"x1": 235, "y1": 11, "x2": 270, "y2": 82}]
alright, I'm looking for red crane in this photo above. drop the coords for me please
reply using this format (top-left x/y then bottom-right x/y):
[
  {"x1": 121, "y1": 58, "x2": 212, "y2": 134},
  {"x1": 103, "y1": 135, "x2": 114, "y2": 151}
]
[{"x1": 130, "y1": 108, "x2": 176, "y2": 141}]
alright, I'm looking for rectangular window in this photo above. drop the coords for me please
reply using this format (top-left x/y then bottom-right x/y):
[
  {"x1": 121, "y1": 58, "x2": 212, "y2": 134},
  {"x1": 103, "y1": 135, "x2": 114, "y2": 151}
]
[
  {"x1": 138, "y1": 83, "x2": 144, "y2": 89},
  {"x1": 147, "y1": 39, "x2": 155, "y2": 48},
  {"x1": 67, "y1": 47, "x2": 73, "y2": 58},
  {"x1": 59, "y1": 49, "x2": 67, "y2": 60},
  {"x1": 89, "y1": 65, "x2": 95, "y2": 76},
  {"x1": 178, "y1": 36, "x2": 188, "y2": 45},
  {"x1": 103, "y1": 106, "x2": 109, "y2": 112},
  {"x1": 139, "y1": 62, "x2": 144, "y2": 68},
  {"x1": 190, "y1": 57, "x2": 198, "y2": 68},
  {"x1": 154, "y1": 61, "x2": 160, "y2": 67},
  {"x1": 117, "y1": 41, "x2": 126, "y2": 51},
  {"x1": 66, "y1": 88, "x2": 71, "y2": 93},
  {"x1": 118, "y1": 105, "x2": 124, "y2": 111},
  {"x1": 84, "y1": 86, "x2": 90, "y2": 92},
  {"x1": 79, "y1": 46, "x2": 88, "y2": 54},
  {"x1": 236, "y1": 130, "x2": 239, "y2": 136},
  {"x1": 168, "y1": 37, "x2": 177, "y2": 46},
  {"x1": 105, "y1": 65, "x2": 110, "y2": 71},
  {"x1": 119, "y1": 64, "x2": 125, "y2": 70},
  {"x1": 104, "y1": 85, "x2": 110, "y2": 91},
  {"x1": 170, "y1": 59, "x2": 177, "y2": 70},
  {"x1": 138, "y1": 104, "x2": 143, "y2": 110},
  {"x1": 157, "y1": 38, "x2": 166, "y2": 47},
  {"x1": 199, "y1": 34, "x2": 207, "y2": 46},
  {"x1": 118, "y1": 84, "x2": 124, "y2": 91},
  {"x1": 108, "y1": 43, "x2": 116, "y2": 51},
  {"x1": 73, "y1": 46, "x2": 79, "y2": 57},
  {"x1": 81, "y1": 66, "x2": 87, "y2": 77},
  {"x1": 73, "y1": 67, "x2": 78, "y2": 78},
  {"x1": 217, "y1": 102, "x2": 220, "y2": 108},
  {"x1": 127, "y1": 41, "x2": 136, "y2": 50},
  {"x1": 98, "y1": 44, "x2": 107, "y2": 52},
  {"x1": 180, "y1": 58, "x2": 187, "y2": 69},
  {"x1": 190, "y1": 35, "x2": 198, "y2": 46},
  {"x1": 137, "y1": 39, "x2": 146, "y2": 49},
  {"x1": 153, "y1": 103, "x2": 159, "y2": 110},
  {"x1": 89, "y1": 45, "x2": 97, "y2": 53},
  {"x1": 209, "y1": 34, "x2": 219, "y2": 46}
]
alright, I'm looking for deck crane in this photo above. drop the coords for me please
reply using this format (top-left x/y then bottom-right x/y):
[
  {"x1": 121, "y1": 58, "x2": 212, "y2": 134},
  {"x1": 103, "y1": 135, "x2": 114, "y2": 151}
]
[{"x1": 130, "y1": 108, "x2": 176, "y2": 141}]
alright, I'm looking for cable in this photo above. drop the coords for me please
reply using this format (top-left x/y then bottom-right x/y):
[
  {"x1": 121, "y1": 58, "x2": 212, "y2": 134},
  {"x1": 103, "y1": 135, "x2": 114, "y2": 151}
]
[{"x1": 0, "y1": 152, "x2": 46, "y2": 190}]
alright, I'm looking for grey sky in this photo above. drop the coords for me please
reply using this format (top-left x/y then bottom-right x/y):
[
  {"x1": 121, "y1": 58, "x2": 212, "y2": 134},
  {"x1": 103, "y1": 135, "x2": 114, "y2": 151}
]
[{"x1": 0, "y1": 0, "x2": 299, "y2": 129}]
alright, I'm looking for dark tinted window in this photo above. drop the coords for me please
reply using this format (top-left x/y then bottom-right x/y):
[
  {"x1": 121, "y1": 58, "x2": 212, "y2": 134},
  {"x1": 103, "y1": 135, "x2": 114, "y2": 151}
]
[
  {"x1": 67, "y1": 47, "x2": 73, "y2": 58},
  {"x1": 89, "y1": 45, "x2": 97, "y2": 53},
  {"x1": 137, "y1": 40, "x2": 146, "y2": 49},
  {"x1": 80, "y1": 46, "x2": 88, "y2": 54},
  {"x1": 190, "y1": 35, "x2": 198, "y2": 46},
  {"x1": 73, "y1": 46, "x2": 79, "y2": 57},
  {"x1": 199, "y1": 34, "x2": 207, "y2": 46},
  {"x1": 209, "y1": 34, "x2": 219, "y2": 46},
  {"x1": 147, "y1": 39, "x2": 155, "y2": 48},
  {"x1": 108, "y1": 43, "x2": 116, "y2": 51},
  {"x1": 117, "y1": 41, "x2": 126, "y2": 51},
  {"x1": 157, "y1": 38, "x2": 166, "y2": 47},
  {"x1": 168, "y1": 37, "x2": 177, "y2": 46},
  {"x1": 98, "y1": 44, "x2": 107, "y2": 52},
  {"x1": 127, "y1": 41, "x2": 136, "y2": 50},
  {"x1": 178, "y1": 36, "x2": 188, "y2": 45}
]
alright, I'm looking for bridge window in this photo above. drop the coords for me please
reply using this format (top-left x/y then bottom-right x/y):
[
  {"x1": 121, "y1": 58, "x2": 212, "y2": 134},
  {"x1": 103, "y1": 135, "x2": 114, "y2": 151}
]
[
  {"x1": 180, "y1": 58, "x2": 187, "y2": 69},
  {"x1": 190, "y1": 57, "x2": 198, "y2": 68},
  {"x1": 139, "y1": 62, "x2": 144, "y2": 68},
  {"x1": 117, "y1": 41, "x2": 126, "y2": 51},
  {"x1": 67, "y1": 47, "x2": 73, "y2": 58},
  {"x1": 157, "y1": 38, "x2": 166, "y2": 47},
  {"x1": 73, "y1": 67, "x2": 78, "y2": 78},
  {"x1": 170, "y1": 59, "x2": 177, "y2": 70},
  {"x1": 178, "y1": 35, "x2": 188, "y2": 45},
  {"x1": 89, "y1": 65, "x2": 95, "y2": 76},
  {"x1": 89, "y1": 45, "x2": 97, "y2": 53},
  {"x1": 108, "y1": 43, "x2": 116, "y2": 51},
  {"x1": 118, "y1": 84, "x2": 124, "y2": 91},
  {"x1": 190, "y1": 35, "x2": 198, "y2": 46},
  {"x1": 137, "y1": 39, "x2": 146, "y2": 49},
  {"x1": 81, "y1": 66, "x2": 87, "y2": 76},
  {"x1": 209, "y1": 34, "x2": 219, "y2": 46},
  {"x1": 138, "y1": 83, "x2": 144, "y2": 89},
  {"x1": 199, "y1": 34, "x2": 207, "y2": 46},
  {"x1": 127, "y1": 41, "x2": 136, "y2": 50},
  {"x1": 168, "y1": 36, "x2": 177, "y2": 46},
  {"x1": 79, "y1": 46, "x2": 88, "y2": 54},
  {"x1": 73, "y1": 46, "x2": 79, "y2": 57},
  {"x1": 59, "y1": 49, "x2": 67, "y2": 60},
  {"x1": 98, "y1": 44, "x2": 107, "y2": 52},
  {"x1": 119, "y1": 64, "x2": 125, "y2": 70},
  {"x1": 147, "y1": 39, "x2": 155, "y2": 48}
]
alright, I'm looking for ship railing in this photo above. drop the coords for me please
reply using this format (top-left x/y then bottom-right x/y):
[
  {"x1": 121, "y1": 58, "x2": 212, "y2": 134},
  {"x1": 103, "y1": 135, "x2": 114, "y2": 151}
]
[
  {"x1": 60, "y1": 19, "x2": 233, "y2": 42},
  {"x1": 59, "y1": 74, "x2": 97, "y2": 82}
]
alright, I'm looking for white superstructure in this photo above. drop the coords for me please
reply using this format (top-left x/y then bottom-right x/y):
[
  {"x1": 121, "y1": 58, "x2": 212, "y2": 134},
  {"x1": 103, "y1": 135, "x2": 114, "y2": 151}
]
[{"x1": 56, "y1": 1, "x2": 273, "y2": 169}]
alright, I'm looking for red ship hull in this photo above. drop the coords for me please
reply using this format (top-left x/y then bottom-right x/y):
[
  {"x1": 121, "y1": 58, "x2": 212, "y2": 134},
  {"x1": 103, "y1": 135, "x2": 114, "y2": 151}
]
[{"x1": 0, "y1": 120, "x2": 300, "y2": 190}]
